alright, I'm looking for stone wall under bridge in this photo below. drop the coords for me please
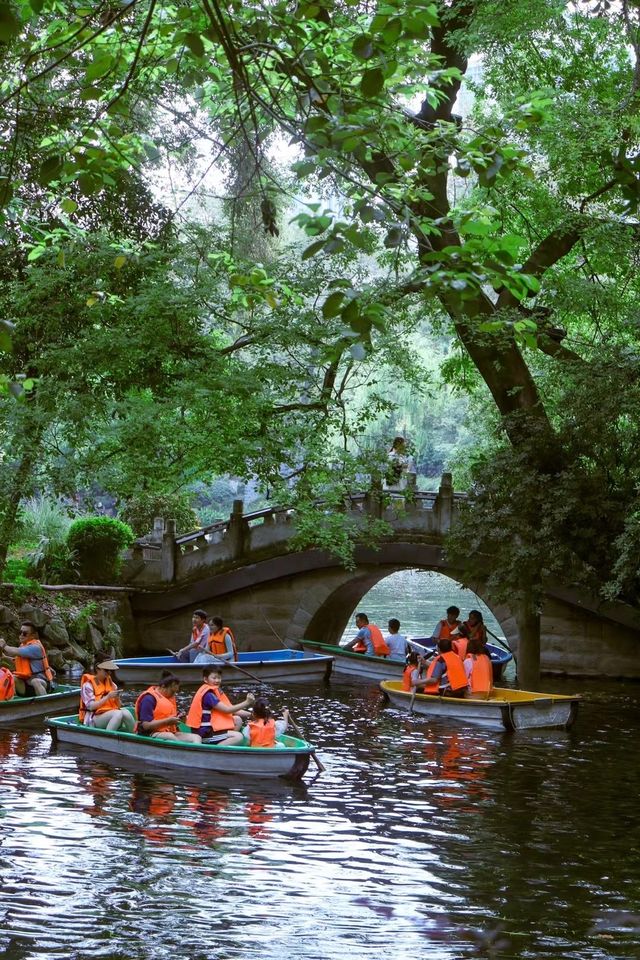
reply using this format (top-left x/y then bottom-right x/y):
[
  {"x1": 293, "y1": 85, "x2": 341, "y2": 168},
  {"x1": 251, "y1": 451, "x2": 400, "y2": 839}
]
[{"x1": 130, "y1": 542, "x2": 640, "y2": 680}]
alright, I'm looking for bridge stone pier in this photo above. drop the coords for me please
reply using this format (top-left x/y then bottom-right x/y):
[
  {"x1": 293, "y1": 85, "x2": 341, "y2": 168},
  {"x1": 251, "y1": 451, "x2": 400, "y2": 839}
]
[{"x1": 123, "y1": 475, "x2": 640, "y2": 679}]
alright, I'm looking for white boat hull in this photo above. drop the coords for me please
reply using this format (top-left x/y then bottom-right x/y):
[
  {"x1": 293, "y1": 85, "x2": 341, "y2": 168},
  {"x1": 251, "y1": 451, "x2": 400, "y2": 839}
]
[
  {"x1": 381, "y1": 682, "x2": 579, "y2": 731},
  {"x1": 0, "y1": 686, "x2": 81, "y2": 724},
  {"x1": 48, "y1": 717, "x2": 313, "y2": 779}
]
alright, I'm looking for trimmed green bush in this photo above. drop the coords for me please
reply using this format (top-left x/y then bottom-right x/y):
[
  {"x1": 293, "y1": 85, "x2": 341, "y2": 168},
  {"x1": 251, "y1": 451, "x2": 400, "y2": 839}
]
[
  {"x1": 119, "y1": 492, "x2": 199, "y2": 537},
  {"x1": 67, "y1": 517, "x2": 135, "y2": 583}
]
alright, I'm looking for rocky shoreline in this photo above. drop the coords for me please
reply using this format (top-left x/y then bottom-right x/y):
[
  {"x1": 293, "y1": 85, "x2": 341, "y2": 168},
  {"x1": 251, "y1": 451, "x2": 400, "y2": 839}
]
[{"x1": 0, "y1": 592, "x2": 134, "y2": 677}]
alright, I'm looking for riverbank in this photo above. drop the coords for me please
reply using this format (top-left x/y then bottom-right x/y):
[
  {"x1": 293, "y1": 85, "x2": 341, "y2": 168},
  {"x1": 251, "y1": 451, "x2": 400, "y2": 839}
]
[{"x1": 0, "y1": 587, "x2": 136, "y2": 675}]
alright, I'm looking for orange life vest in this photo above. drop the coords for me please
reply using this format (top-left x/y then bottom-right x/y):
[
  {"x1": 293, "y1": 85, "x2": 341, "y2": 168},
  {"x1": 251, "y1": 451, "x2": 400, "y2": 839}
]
[
  {"x1": 452, "y1": 637, "x2": 469, "y2": 660},
  {"x1": 424, "y1": 651, "x2": 468, "y2": 694},
  {"x1": 402, "y1": 664, "x2": 416, "y2": 692},
  {"x1": 78, "y1": 674, "x2": 120, "y2": 723},
  {"x1": 208, "y1": 627, "x2": 237, "y2": 659},
  {"x1": 462, "y1": 620, "x2": 487, "y2": 646},
  {"x1": 437, "y1": 618, "x2": 461, "y2": 640},
  {"x1": 186, "y1": 683, "x2": 235, "y2": 732},
  {"x1": 368, "y1": 624, "x2": 390, "y2": 657},
  {"x1": 0, "y1": 666, "x2": 15, "y2": 701},
  {"x1": 466, "y1": 653, "x2": 493, "y2": 697},
  {"x1": 13, "y1": 638, "x2": 54, "y2": 682},
  {"x1": 248, "y1": 717, "x2": 276, "y2": 747},
  {"x1": 135, "y1": 686, "x2": 178, "y2": 734}
]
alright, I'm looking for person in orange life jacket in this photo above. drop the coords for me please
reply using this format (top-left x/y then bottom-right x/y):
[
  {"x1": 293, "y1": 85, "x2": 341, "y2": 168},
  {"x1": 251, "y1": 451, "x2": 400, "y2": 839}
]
[
  {"x1": 193, "y1": 616, "x2": 236, "y2": 664},
  {"x1": 186, "y1": 668, "x2": 255, "y2": 745},
  {"x1": 423, "y1": 637, "x2": 468, "y2": 698},
  {"x1": 428, "y1": 605, "x2": 461, "y2": 645},
  {"x1": 79, "y1": 658, "x2": 135, "y2": 732},
  {"x1": 242, "y1": 699, "x2": 289, "y2": 748},
  {"x1": 456, "y1": 609, "x2": 487, "y2": 660},
  {"x1": 0, "y1": 621, "x2": 54, "y2": 697},
  {"x1": 0, "y1": 664, "x2": 15, "y2": 701},
  {"x1": 136, "y1": 673, "x2": 201, "y2": 743},
  {"x1": 343, "y1": 613, "x2": 390, "y2": 656},
  {"x1": 463, "y1": 634, "x2": 493, "y2": 700},
  {"x1": 402, "y1": 651, "x2": 431, "y2": 692},
  {"x1": 173, "y1": 609, "x2": 210, "y2": 663}
]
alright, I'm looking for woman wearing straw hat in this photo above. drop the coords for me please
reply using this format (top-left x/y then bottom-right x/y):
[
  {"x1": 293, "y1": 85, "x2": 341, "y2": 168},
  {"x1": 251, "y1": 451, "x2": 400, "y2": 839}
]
[{"x1": 78, "y1": 659, "x2": 135, "y2": 732}]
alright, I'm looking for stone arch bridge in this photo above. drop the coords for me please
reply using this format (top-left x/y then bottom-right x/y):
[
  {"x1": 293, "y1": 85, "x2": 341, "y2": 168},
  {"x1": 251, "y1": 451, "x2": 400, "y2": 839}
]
[{"x1": 123, "y1": 475, "x2": 640, "y2": 678}]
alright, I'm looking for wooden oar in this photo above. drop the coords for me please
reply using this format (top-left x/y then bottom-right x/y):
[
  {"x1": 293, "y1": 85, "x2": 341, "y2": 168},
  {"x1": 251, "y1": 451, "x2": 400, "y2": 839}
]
[
  {"x1": 287, "y1": 711, "x2": 326, "y2": 773},
  {"x1": 166, "y1": 647, "x2": 266, "y2": 685},
  {"x1": 485, "y1": 627, "x2": 515, "y2": 656}
]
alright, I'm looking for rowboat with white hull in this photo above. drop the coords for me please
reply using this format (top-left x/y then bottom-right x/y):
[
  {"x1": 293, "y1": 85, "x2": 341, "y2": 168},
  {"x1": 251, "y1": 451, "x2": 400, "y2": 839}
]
[
  {"x1": 114, "y1": 649, "x2": 334, "y2": 687},
  {"x1": 380, "y1": 680, "x2": 580, "y2": 731},
  {"x1": 300, "y1": 640, "x2": 512, "y2": 683},
  {"x1": 0, "y1": 684, "x2": 81, "y2": 724},
  {"x1": 47, "y1": 714, "x2": 315, "y2": 779}
]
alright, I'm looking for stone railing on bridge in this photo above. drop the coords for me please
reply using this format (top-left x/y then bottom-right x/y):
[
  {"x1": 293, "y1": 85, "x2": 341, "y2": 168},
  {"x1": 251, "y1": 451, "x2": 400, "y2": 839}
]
[{"x1": 122, "y1": 473, "x2": 464, "y2": 587}]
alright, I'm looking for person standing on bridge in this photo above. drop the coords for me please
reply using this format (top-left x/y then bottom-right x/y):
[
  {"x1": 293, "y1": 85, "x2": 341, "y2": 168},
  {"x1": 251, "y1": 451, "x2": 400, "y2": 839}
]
[
  {"x1": 343, "y1": 613, "x2": 390, "y2": 657},
  {"x1": 384, "y1": 437, "x2": 417, "y2": 493},
  {"x1": 173, "y1": 610, "x2": 211, "y2": 663}
]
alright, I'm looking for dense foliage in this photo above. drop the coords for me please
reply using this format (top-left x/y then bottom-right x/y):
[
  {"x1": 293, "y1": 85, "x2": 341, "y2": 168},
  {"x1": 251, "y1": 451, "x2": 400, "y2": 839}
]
[
  {"x1": 67, "y1": 516, "x2": 134, "y2": 583},
  {"x1": 2, "y1": 1, "x2": 640, "y2": 678}
]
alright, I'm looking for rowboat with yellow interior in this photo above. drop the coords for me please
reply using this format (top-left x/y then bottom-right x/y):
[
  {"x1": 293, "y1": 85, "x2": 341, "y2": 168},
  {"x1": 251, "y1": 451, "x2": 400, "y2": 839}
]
[{"x1": 380, "y1": 680, "x2": 579, "y2": 731}]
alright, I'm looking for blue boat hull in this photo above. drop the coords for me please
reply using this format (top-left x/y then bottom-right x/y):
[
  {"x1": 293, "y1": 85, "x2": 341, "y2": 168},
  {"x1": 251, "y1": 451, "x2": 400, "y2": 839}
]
[{"x1": 114, "y1": 649, "x2": 334, "y2": 686}]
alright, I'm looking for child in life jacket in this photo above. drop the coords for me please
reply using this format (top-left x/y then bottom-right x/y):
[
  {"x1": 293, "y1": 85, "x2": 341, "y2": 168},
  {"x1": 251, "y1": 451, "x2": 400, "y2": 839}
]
[{"x1": 242, "y1": 699, "x2": 289, "y2": 749}]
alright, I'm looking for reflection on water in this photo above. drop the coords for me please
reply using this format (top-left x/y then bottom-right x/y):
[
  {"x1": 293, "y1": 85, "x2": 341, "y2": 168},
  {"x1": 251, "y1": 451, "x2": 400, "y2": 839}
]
[{"x1": 0, "y1": 678, "x2": 639, "y2": 959}]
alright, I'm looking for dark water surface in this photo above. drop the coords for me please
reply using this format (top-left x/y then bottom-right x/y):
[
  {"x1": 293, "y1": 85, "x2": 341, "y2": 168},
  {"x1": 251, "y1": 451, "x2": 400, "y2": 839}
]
[{"x1": 1, "y1": 677, "x2": 639, "y2": 960}]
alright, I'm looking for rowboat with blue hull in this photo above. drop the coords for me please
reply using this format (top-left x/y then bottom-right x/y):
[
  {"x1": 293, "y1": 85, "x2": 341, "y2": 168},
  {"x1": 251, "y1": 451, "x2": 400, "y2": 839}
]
[
  {"x1": 0, "y1": 684, "x2": 81, "y2": 724},
  {"x1": 114, "y1": 649, "x2": 334, "y2": 687},
  {"x1": 380, "y1": 680, "x2": 580, "y2": 731},
  {"x1": 300, "y1": 639, "x2": 512, "y2": 683},
  {"x1": 47, "y1": 714, "x2": 315, "y2": 780}
]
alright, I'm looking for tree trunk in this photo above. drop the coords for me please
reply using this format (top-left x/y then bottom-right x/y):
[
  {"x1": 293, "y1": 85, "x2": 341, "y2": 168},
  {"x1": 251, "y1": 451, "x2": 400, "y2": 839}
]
[{"x1": 514, "y1": 588, "x2": 541, "y2": 689}]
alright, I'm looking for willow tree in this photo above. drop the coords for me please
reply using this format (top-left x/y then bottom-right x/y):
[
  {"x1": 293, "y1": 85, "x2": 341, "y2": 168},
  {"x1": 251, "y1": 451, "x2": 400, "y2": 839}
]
[{"x1": 2, "y1": 1, "x2": 640, "y2": 681}]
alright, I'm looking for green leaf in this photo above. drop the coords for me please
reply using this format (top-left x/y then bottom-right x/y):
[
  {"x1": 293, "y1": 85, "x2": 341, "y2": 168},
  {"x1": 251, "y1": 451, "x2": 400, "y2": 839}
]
[
  {"x1": 352, "y1": 34, "x2": 374, "y2": 60},
  {"x1": 39, "y1": 155, "x2": 63, "y2": 185},
  {"x1": 322, "y1": 291, "x2": 345, "y2": 318},
  {"x1": 114, "y1": 255, "x2": 127, "y2": 270},
  {"x1": 301, "y1": 239, "x2": 325, "y2": 260},
  {"x1": 29, "y1": 0, "x2": 44, "y2": 11},
  {"x1": 0, "y1": 2, "x2": 20, "y2": 42},
  {"x1": 86, "y1": 55, "x2": 113, "y2": 81},
  {"x1": 185, "y1": 32, "x2": 205, "y2": 58},
  {"x1": 78, "y1": 173, "x2": 100, "y2": 195},
  {"x1": 360, "y1": 68, "x2": 384, "y2": 97},
  {"x1": 61, "y1": 198, "x2": 78, "y2": 214}
]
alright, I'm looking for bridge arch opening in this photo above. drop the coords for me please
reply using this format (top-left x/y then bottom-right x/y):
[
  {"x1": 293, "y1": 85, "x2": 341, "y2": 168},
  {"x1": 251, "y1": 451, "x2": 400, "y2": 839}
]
[{"x1": 304, "y1": 568, "x2": 507, "y2": 647}]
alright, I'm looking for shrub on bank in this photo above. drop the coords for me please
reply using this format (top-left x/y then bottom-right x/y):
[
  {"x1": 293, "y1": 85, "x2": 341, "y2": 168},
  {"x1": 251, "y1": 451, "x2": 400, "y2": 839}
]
[{"x1": 67, "y1": 517, "x2": 134, "y2": 583}]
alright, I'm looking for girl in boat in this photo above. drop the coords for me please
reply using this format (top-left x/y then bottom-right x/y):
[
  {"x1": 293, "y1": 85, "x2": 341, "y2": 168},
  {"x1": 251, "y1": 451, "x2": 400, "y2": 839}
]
[
  {"x1": 79, "y1": 659, "x2": 135, "y2": 732},
  {"x1": 455, "y1": 610, "x2": 487, "y2": 660},
  {"x1": 242, "y1": 699, "x2": 290, "y2": 748},
  {"x1": 193, "y1": 617, "x2": 237, "y2": 663},
  {"x1": 402, "y1": 651, "x2": 430, "y2": 692}
]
